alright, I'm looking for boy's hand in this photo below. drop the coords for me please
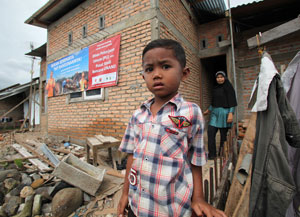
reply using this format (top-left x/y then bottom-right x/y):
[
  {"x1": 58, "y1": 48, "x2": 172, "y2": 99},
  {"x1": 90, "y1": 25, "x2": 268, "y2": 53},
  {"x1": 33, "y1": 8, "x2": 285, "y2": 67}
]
[
  {"x1": 191, "y1": 198, "x2": 227, "y2": 217},
  {"x1": 117, "y1": 193, "x2": 129, "y2": 217}
]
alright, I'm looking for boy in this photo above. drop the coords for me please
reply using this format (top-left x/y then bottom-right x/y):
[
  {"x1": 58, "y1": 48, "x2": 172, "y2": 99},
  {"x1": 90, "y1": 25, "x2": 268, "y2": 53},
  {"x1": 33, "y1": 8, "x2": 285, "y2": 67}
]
[{"x1": 118, "y1": 39, "x2": 227, "y2": 217}]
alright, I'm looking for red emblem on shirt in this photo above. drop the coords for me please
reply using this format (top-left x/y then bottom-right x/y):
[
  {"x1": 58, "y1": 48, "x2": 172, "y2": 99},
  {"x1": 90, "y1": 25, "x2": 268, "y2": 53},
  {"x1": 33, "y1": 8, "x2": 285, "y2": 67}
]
[
  {"x1": 165, "y1": 127, "x2": 179, "y2": 135},
  {"x1": 168, "y1": 115, "x2": 191, "y2": 129}
]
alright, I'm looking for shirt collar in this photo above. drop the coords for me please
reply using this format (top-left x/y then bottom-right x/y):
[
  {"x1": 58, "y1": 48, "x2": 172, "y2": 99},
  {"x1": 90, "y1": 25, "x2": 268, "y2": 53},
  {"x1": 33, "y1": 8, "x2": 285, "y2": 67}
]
[{"x1": 141, "y1": 93, "x2": 183, "y2": 111}]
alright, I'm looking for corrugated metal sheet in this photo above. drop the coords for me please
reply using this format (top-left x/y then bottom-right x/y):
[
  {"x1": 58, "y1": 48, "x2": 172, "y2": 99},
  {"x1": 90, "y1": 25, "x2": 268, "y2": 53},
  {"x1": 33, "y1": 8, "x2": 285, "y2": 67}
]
[
  {"x1": 194, "y1": 0, "x2": 226, "y2": 16},
  {"x1": 188, "y1": 0, "x2": 227, "y2": 23}
]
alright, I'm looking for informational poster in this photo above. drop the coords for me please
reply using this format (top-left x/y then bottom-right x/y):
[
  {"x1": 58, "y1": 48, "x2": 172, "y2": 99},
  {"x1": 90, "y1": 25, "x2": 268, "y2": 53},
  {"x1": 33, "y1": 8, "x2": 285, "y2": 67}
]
[
  {"x1": 46, "y1": 48, "x2": 89, "y2": 97},
  {"x1": 46, "y1": 35, "x2": 121, "y2": 97},
  {"x1": 88, "y1": 34, "x2": 121, "y2": 89}
]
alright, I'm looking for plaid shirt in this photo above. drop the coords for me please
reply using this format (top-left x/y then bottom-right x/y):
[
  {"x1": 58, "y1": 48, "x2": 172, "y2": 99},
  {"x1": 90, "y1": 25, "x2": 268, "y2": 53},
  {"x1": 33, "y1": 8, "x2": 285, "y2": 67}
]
[{"x1": 119, "y1": 94, "x2": 207, "y2": 217}]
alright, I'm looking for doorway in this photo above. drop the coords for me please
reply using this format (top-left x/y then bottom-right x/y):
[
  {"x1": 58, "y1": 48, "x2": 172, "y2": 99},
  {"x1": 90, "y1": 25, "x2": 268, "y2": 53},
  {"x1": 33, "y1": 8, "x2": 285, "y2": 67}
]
[{"x1": 201, "y1": 54, "x2": 227, "y2": 111}]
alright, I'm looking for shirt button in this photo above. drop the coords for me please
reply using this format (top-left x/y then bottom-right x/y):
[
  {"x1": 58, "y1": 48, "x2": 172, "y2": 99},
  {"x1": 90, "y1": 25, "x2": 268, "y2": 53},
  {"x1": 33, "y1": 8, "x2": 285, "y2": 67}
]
[{"x1": 145, "y1": 157, "x2": 148, "y2": 161}]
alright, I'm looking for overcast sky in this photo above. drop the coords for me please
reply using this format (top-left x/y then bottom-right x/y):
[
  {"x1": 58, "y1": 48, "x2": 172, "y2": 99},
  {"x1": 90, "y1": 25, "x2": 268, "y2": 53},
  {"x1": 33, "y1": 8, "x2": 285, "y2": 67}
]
[{"x1": 0, "y1": 0, "x2": 258, "y2": 90}]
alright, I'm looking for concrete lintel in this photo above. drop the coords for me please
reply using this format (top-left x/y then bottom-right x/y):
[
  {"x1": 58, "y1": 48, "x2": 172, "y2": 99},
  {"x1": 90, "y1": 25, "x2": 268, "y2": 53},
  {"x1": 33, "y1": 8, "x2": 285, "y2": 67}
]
[
  {"x1": 198, "y1": 46, "x2": 228, "y2": 59},
  {"x1": 218, "y1": 40, "x2": 231, "y2": 48},
  {"x1": 47, "y1": 8, "x2": 157, "y2": 63}
]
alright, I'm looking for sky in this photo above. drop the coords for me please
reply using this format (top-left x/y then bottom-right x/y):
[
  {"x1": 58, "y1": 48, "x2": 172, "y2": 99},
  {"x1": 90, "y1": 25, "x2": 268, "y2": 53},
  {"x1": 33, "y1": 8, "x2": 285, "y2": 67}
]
[{"x1": 0, "y1": 0, "x2": 259, "y2": 90}]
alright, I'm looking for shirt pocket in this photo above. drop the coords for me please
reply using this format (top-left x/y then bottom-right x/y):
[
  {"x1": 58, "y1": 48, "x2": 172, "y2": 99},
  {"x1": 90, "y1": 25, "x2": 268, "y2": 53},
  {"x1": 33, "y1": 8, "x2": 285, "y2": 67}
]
[
  {"x1": 141, "y1": 155, "x2": 185, "y2": 202},
  {"x1": 160, "y1": 126, "x2": 188, "y2": 159}
]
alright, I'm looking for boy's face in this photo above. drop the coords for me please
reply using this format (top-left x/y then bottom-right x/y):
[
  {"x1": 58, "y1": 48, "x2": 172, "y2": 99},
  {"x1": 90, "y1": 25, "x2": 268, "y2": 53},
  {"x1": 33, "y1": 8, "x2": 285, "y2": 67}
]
[{"x1": 142, "y1": 47, "x2": 189, "y2": 103}]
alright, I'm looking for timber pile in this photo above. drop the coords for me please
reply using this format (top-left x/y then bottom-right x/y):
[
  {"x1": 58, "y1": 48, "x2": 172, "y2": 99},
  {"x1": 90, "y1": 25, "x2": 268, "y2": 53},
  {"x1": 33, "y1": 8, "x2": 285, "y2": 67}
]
[
  {"x1": 0, "y1": 132, "x2": 125, "y2": 217},
  {"x1": 225, "y1": 113, "x2": 257, "y2": 217},
  {"x1": 237, "y1": 119, "x2": 250, "y2": 140}
]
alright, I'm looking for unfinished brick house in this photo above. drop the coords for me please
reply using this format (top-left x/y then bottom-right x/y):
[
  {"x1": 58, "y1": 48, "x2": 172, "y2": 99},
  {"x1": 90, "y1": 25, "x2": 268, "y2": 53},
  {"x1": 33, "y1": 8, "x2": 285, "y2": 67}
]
[{"x1": 25, "y1": 0, "x2": 300, "y2": 143}]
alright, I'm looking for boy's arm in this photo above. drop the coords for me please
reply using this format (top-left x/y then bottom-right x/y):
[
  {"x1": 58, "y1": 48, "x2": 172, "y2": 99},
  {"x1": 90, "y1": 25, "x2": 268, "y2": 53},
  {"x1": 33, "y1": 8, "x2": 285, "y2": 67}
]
[
  {"x1": 117, "y1": 153, "x2": 133, "y2": 217},
  {"x1": 191, "y1": 165, "x2": 227, "y2": 217}
]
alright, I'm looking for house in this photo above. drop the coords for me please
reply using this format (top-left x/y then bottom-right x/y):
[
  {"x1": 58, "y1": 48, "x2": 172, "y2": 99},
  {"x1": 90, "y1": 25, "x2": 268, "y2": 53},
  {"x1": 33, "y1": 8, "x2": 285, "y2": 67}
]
[
  {"x1": 0, "y1": 78, "x2": 40, "y2": 130},
  {"x1": 24, "y1": 0, "x2": 300, "y2": 143}
]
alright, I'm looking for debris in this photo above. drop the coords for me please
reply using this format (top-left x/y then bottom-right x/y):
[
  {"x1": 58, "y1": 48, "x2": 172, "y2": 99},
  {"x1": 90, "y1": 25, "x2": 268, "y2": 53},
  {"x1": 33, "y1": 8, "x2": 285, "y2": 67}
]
[
  {"x1": 63, "y1": 142, "x2": 70, "y2": 148},
  {"x1": 12, "y1": 144, "x2": 51, "y2": 172},
  {"x1": 53, "y1": 153, "x2": 106, "y2": 196},
  {"x1": 2, "y1": 196, "x2": 21, "y2": 216},
  {"x1": 13, "y1": 195, "x2": 33, "y2": 217},
  {"x1": 32, "y1": 194, "x2": 42, "y2": 216},
  {"x1": 31, "y1": 178, "x2": 44, "y2": 189},
  {"x1": 40, "y1": 143, "x2": 60, "y2": 167},
  {"x1": 0, "y1": 169, "x2": 20, "y2": 182},
  {"x1": 51, "y1": 188, "x2": 83, "y2": 217},
  {"x1": 20, "y1": 186, "x2": 34, "y2": 198}
]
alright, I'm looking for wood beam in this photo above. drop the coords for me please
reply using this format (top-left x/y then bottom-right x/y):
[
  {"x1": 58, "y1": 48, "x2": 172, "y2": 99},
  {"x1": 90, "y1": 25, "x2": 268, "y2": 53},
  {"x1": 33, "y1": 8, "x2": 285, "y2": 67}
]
[{"x1": 247, "y1": 16, "x2": 300, "y2": 49}]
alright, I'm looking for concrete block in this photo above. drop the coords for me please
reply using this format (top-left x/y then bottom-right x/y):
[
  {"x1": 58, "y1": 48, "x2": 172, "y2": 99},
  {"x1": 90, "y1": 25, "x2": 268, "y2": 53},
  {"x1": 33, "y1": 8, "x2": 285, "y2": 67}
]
[{"x1": 53, "y1": 154, "x2": 106, "y2": 196}]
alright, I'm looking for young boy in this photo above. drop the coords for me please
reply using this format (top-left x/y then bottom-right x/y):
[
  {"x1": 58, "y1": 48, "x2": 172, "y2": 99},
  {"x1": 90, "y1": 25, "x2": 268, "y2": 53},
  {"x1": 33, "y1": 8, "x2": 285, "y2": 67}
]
[{"x1": 117, "y1": 39, "x2": 227, "y2": 217}]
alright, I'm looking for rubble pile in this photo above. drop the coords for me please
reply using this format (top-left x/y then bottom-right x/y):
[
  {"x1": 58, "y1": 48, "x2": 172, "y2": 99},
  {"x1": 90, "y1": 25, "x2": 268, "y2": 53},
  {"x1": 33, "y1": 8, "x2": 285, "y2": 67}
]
[
  {"x1": 0, "y1": 132, "x2": 125, "y2": 217},
  {"x1": 237, "y1": 119, "x2": 249, "y2": 140}
]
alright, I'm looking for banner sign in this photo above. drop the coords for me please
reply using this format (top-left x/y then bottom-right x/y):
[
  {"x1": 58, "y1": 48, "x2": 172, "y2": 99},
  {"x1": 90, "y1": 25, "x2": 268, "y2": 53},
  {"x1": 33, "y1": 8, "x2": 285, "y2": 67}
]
[
  {"x1": 89, "y1": 34, "x2": 121, "y2": 89},
  {"x1": 46, "y1": 35, "x2": 121, "y2": 97}
]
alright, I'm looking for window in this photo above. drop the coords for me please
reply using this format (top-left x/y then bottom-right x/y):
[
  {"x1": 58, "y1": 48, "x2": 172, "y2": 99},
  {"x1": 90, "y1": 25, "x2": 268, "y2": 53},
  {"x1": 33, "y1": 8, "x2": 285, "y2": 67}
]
[
  {"x1": 99, "y1": 15, "x2": 105, "y2": 30},
  {"x1": 216, "y1": 34, "x2": 224, "y2": 42},
  {"x1": 82, "y1": 24, "x2": 87, "y2": 38},
  {"x1": 68, "y1": 31, "x2": 73, "y2": 46},
  {"x1": 201, "y1": 39, "x2": 207, "y2": 49},
  {"x1": 68, "y1": 88, "x2": 104, "y2": 103}
]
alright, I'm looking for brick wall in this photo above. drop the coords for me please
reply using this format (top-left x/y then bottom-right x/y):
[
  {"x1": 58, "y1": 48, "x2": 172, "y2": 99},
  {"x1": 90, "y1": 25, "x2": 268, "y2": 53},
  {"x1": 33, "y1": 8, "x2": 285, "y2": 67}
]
[
  {"x1": 198, "y1": 18, "x2": 229, "y2": 49},
  {"x1": 48, "y1": 21, "x2": 152, "y2": 140},
  {"x1": 236, "y1": 29, "x2": 300, "y2": 119},
  {"x1": 159, "y1": 1, "x2": 201, "y2": 107},
  {"x1": 48, "y1": 0, "x2": 151, "y2": 56},
  {"x1": 159, "y1": 0, "x2": 199, "y2": 48}
]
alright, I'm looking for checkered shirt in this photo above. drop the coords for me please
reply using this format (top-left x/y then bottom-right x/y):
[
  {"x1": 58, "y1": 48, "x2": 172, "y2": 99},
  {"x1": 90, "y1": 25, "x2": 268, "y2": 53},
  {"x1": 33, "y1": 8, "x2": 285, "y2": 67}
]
[{"x1": 119, "y1": 94, "x2": 207, "y2": 217}]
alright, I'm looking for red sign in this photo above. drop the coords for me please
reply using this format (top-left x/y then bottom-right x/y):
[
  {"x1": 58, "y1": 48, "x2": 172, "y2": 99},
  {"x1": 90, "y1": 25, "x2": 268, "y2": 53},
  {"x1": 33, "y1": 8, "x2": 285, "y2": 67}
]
[{"x1": 88, "y1": 35, "x2": 121, "y2": 89}]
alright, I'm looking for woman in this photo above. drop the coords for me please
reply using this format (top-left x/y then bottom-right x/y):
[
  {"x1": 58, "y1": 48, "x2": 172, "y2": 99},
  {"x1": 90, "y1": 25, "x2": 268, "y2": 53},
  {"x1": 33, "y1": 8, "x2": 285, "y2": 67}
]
[{"x1": 203, "y1": 71, "x2": 237, "y2": 159}]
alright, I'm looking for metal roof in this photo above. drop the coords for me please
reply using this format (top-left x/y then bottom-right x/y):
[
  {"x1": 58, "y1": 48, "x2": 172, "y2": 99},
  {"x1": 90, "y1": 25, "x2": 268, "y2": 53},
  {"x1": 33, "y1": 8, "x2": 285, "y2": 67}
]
[
  {"x1": 25, "y1": 43, "x2": 47, "y2": 57},
  {"x1": 0, "y1": 78, "x2": 39, "y2": 101},
  {"x1": 188, "y1": 0, "x2": 227, "y2": 24},
  {"x1": 25, "y1": 0, "x2": 85, "y2": 28},
  {"x1": 231, "y1": 0, "x2": 300, "y2": 31}
]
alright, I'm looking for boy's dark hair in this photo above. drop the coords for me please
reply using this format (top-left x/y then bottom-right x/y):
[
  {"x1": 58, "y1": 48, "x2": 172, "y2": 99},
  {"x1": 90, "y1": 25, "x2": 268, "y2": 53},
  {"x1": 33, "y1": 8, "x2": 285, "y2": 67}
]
[{"x1": 142, "y1": 39, "x2": 186, "y2": 68}]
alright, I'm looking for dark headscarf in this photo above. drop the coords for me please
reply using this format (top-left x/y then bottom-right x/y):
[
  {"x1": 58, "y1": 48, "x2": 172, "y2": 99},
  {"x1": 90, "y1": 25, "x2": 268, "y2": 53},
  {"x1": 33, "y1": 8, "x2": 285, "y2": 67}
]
[{"x1": 212, "y1": 71, "x2": 237, "y2": 108}]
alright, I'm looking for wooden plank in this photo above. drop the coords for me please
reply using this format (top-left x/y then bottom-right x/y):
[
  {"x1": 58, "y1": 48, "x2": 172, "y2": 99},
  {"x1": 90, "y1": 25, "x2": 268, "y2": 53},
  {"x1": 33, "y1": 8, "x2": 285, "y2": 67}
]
[
  {"x1": 0, "y1": 156, "x2": 38, "y2": 164},
  {"x1": 12, "y1": 144, "x2": 51, "y2": 172},
  {"x1": 225, "y1": 113, "x2": 257, "y2": 216},
  {"x1": 247, "y1": 16, "x2": 300, "y2": 48},
  {"x1": 49, "y1": 147, "x2": 82, "y2": 157},
  {"x1": 95, "y1": 135, "x2": 119, "y2": 144},
  {"x1": 87, "y1": 137, "x2": 103, "y2": 147},
  {"x1": 213, "y1": 157, "x2": 232, "y2": 209},
  {"x1": 22, "y1": 143, "x2": 55, "y2": 168}
]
